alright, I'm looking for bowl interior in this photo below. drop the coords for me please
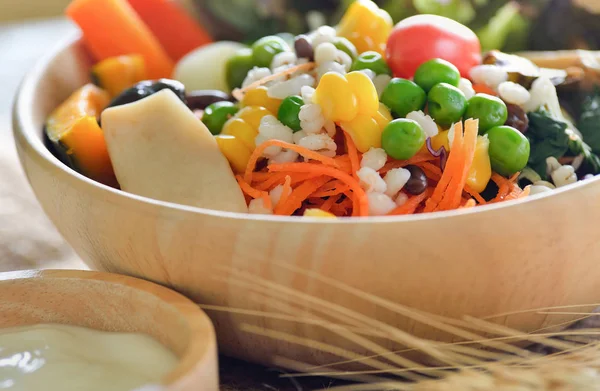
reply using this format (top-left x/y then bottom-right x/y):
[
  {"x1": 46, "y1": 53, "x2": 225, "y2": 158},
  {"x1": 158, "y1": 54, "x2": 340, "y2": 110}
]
[{"x1": 0, "y1": 269, "x2": 218, "y2": 389}]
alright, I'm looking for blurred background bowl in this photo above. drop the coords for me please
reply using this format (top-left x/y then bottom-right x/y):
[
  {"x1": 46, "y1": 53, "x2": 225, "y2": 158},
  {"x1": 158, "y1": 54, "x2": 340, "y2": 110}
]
[
  {"x1": 0, "y1": 269, "x2": 218, "y2": 391},
  {"x1": 12, "y1": 34, "x2": 600, "y2": 369}
]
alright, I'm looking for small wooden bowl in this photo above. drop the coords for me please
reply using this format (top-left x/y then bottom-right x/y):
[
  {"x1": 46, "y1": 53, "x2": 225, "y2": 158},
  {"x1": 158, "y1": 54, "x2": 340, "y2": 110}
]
[
  {"x1": 0, "y1": 269, "x2": 218, "y2": 391},
  {"x1": 12, "y1": 34, "x2": 600, "y2": 369}
]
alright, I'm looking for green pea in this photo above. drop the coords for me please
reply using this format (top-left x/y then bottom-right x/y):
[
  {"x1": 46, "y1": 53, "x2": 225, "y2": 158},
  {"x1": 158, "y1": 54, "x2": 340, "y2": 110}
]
[
  {"x1": 278, "y1": 95, "x2": 304, "y2": 132},
  {"x1": 381, "y1": 119, "x2": 427, "y2": 160},
  {"x1": 427, "y1": 83, "x2": 467, "y2": 127},
  {"x1": 380, "y1": 78, "x2": 426, "y2": 118},
  {"x1": 251, "y1": 35, "x2": 290, "y2": 68},
  {"x1": 202, "y1": 101, "x2": 239, "y2": 135},
  {"x1": 465, "y1": 94, "x2": 508, "y2": 133},
  {"x1": 486, "y1": 125, "x2": 530, "y2": 176},
  {"x1": 414, "y1": 59, "x2": 461, "y2": 92},
  {"x1": 225, "y1": 48, "x2": 254, "y2": 90},
  {"x1": 350, "y1": 51, "x2": 392, "y2": 76},
  {"x1": 333, "y1": 37, "x2": 358, "y2": 61}
]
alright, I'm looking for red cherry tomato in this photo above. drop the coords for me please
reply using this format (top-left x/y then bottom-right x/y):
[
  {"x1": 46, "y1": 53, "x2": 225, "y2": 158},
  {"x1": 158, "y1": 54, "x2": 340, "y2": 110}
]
[{"x1": 386, "y1": 14, "x2": 482, "y2": 79}]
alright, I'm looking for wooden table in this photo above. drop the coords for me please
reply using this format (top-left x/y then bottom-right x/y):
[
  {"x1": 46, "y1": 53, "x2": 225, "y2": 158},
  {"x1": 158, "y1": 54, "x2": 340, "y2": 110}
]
[{"x1": 0, "y1": 17, "x2": 344, "y2": 391}]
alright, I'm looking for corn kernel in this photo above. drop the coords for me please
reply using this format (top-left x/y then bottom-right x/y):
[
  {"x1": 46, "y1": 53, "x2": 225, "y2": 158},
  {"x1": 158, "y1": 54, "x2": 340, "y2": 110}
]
[
  {"x1": 340, "y1": 114, "x2": 382, "y2": 153},
  {"x1": 215, "y1": 134, "x2": 252, "y2": 173},
  {"x1": 336, "y1": 0, "x2": 393, "y2": 55},
  {"x1": 374, "y1": 103, "x2": 392, "y2": 129},
  {"x1": 303, "y1": 209, "x2": 336, "y2": 218},
  {"x1": 313, "y1": 72, "x2": 358, "y2": 122},
  {"x1": 346, "y1": 71, "x2": 379, "y2": 117},
  {"x1": 221, "y1": 118, "x2": 257, "y2": 151},
  {"x1": 466, "y1": 135, "x2": 492, "y2": 193},
  {"x1": 236, "y1": 106, "x2": 272, "y2": 130},
  {"x1": 242, "y1": 86, "x2": 282, "y2": 114},
  {"x1": 430, "y1": 129, "x2": 450, "y2": 152}
]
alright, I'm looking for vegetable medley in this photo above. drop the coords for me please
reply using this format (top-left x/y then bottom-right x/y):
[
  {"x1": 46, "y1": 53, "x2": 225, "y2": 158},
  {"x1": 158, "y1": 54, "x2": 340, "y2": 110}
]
[{"x1": 48, "y1": 0, "x2": 600, "y2": 218}]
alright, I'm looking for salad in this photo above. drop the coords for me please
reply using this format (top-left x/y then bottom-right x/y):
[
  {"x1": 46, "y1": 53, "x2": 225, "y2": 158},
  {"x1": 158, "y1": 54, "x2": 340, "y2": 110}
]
[{"x1": 46, "y1": 0, "x2": 600, "y2": 218}]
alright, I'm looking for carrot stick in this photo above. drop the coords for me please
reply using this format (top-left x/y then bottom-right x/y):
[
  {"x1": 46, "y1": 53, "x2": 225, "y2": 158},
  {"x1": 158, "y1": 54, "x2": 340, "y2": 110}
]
[
  {"x1": 235, "y1": 175, "x2": 266, "y2": 199},
  {"x1": 277, "y1": 177, "x2": 330, "y2": 216},
  {"x1": 490, "y1": 173, "x2": 512, "y2": 202},
  {"x1": 244, "y1": 140, "x2": 339, "y2": 183},
  {"x1": 388, "y1": 190, "x2": 430, "y2": 215},
  {"x1": 380, "y1": 152, "x2": 437, "y2": 174},
  {"x1": 344, "y1": 131, "x2": 360, "y2": 179},
  {"x1": 254, "y1": 173, "x2": 288, "y2": 191},
  {"x1": 66, "y1": 0, "x2": 174, "y2": 79},
  {"x1": 273, "y1": 176, "x2": 292, "y2": 214},
  {"x1": 464, "y1": 186, "x2": 487, "y2": 205},
  {"x1": 127, "y1": 0, "x2": 213, "y2": 62},
  {"x1": 311, "y1": 180, "x2": 351, "y2": 198},
  {"x1": 268, "y1": 162, "x2": 369, "y2": 217},
  {"x1": 321, "y1": 194, "x2": 342, "y2": 212}
]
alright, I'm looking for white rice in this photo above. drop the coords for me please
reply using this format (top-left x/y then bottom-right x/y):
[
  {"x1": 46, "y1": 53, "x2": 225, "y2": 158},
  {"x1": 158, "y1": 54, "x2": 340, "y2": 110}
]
[
  {"x1": 383, "y1": 168, "x2": 411, "y2": 198},
  {"x1": 256, "y1": 115, "x2": 294, "y2": 157},
  {"x1": 297, "y1": 133, "x2": 337, "y2": 156},
  {"x1": 469, "y1": 65, "x2": 508, "y2": 90},
  {"x1": 267, "y1": 74, "x2": 315, "y2": 99},
  {"x1": 359, "y1": 69, "x2": 377, "y2": 80},
  {"x1": 242, "y1": 67, "x2": 271, "y2": 88},
  {"x1": 498, "y1": 81, "x2": 531, "y2": 106},
  {"x1": 269, "y1": 183, "x2": 292, "y2": 206},
  {"x1": 310, "y1": 25, "x2": 337, "y2": 48},
  {"x1": 395, "y1": 192, "x2": 409, "y2": 206},
  {"x1": 360, "y1": 148, "x2": 388, "y2": 171},
  {"x1": 373, "y1": 74, "x2": 392, "y2": 98},
  {"x1": 248, "y1": 198, "x2": 273, "y2": 214},
  {"x1": 270, "y1": 51, "x2": 298, "y2": 70},
  {"x1": 314, "y1": 42, "x2": 337, "y2": 65},
  {"x1": 357, "y1": 167, "x2": 387, "y2": 193},
  {"x1": 317, "y1": 62, "x2": 347, "y2": 80},
  {"x1": 458, "y1": 78, "x2": 476, "y2": 100},
  {"x1": 551, "y1": 165, "x2": 577, "y2": 188},
  {"x1": 299, "y1": 103, "x2": 326, "y2": 134},
  {"x1": 367, "y1": 192, "x2": 396, "y2": 216},
  {"x1": 293, "y1": 130, "x2": 307, "y2": 144},
  {"x1": 300, "y1": 85, "x2": 316, "y2": 104},
  {"x1": 406, "y1": 111, "x2": 438, "y2": 138},
  {"x1": 269, "y1": 149, "x2": 300, "y2": 164}
]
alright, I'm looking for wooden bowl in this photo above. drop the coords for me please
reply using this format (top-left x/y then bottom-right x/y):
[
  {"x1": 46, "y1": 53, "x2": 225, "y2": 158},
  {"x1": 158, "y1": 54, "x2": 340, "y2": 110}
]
[
  {"x1": 0, "y1": 269, "x2": 218, "y2": 391},
  {"x1": 12, "y1": 34, "x2": 600, "y2": 369}
]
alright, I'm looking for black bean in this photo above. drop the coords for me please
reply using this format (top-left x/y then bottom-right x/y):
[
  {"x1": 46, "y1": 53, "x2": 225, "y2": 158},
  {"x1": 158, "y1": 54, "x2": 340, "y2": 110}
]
[
  {"x1": 107, "y1": 79, "x2": 187, "y2": 109},
  {"x1": 186, "y1": 90, "x2": 233, "y2": 110},
  {"x1": 405, "y1": 165, "x2": 428, "y2": 195},
  {"x1": 294, "y1": 35, "x2": 314, "y2": 61},
  {"x1": 505, "y1": 103, "x2": 529, "y2": 134}
]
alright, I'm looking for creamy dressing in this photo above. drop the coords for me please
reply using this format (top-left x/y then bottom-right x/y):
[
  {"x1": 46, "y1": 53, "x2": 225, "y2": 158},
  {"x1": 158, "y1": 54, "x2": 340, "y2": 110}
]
[{"x1": 0, "y1": 324, "x2": 177, "y2": 391}]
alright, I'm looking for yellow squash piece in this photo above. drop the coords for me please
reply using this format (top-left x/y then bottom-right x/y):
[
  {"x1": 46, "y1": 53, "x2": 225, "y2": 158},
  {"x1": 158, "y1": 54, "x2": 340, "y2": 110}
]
[
  {"x1": 45, "y1": 84, "x2": 118, "y2": 187},
  {"x1": 337, "y1": 0, "x2": 393, "y2": 55},
  {"x1": 91, "y1": 55, "x2": 146, "y2": 98},
  {"x1": 466, "y1": 135, "x2": 492, "y2": 193}
]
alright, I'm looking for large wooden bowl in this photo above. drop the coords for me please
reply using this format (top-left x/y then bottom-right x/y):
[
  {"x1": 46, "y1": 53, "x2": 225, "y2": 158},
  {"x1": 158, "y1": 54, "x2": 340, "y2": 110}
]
[
  {"x1": 12, "y1": 34, "x2": 600, "y2": 369},
  {"x1": 0, "y1": 269, "x2": 218, "y2": 391}
]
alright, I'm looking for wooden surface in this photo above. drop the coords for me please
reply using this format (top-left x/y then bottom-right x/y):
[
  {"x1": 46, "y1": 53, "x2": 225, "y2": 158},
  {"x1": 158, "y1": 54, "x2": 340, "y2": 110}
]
[
  {"x1": 0, "y1": 269, "x2": 219, "y2": 391},
  {"x1": 14, "y1": 33, "x2": 600, "y2": 372}
]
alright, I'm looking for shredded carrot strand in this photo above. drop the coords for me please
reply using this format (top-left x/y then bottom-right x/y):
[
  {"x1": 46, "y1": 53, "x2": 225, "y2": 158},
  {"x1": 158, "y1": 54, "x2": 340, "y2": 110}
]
[
  {"x1": 261, "y1": 193, "x2": 273, "y2": 211},
  {"x1": 268, "y1": 162, "x2": 369, "y2": 217},
  {"x1": 276, "y1": 176, "x2": 330, "y2": 216},
  {"x1": 244, "y1": 140, "x2": 339, "y2": 183},
  {"x1": 236, "y1": 175, "x2": 266, "y2": 199},
  {"x1": 388, "y1": 190, "x2": 430, "y2": 215},
  {"x1": 321, "y1": 194, "x2": 342, "y2": 212},
  {"x1": 490, "y1": 173, "x2": 512, "y2": 202},
  {"x1": 464, "y1": 186, "x2": 487, "y2": 205},
  {"x1": 232, "y1": 62, "x2": 316, "y2": 100},
  {"x1": 380, "y1": 152, "x2": 437, "y2": 174},
  {"x1": 311, "y1": 180, "x2": 351, "y2": 198},
  {"x1": 254, "y1": 172, "x2": 288, "y2": 191},
  {"x1": 273, "y1": 176, "x2": 293, "y2": 214},
  {"x1": 344, "y1": 131, "x2": 361, "y2": 180}
]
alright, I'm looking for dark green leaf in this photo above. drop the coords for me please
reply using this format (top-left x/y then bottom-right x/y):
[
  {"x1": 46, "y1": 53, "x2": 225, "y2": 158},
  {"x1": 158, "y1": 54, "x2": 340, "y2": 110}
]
[
  {"x1": 526, "y1": 110, "x2": 570, "y2": 178},
  {"x1": 578, "y1": 88, "x2": 600, "y2": 155}
]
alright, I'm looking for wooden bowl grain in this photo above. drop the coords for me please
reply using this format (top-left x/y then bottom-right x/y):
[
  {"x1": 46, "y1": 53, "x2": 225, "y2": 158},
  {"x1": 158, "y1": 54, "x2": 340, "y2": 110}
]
[
  {"x1": 12, "y1": 34, "x2": 600, "y2": 369},
  {"x1": 0, "y1": 269, "x2": 218, "y2": 391}
]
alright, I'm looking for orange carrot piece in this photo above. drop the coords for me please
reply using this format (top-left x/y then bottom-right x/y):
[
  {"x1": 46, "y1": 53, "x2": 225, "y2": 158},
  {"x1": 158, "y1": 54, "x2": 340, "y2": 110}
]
[
  {"x1": 127, "y1": 0, "x2": 213, "y2": 62},
  {"x1": 273, "y1": 176, "x2": 292, "y2": 214},
  {"x1": 472, "y1": 84, "x2": 497, "y2": 96},
  {"x1": 418, "y1": 162, "x2": 443, "y2": 181},
  {"x1": 235, "y1": 175, "x2": 265, "y2": 199},
  {"x1": 66, "y1": 0, "x2": 174, "y2": 79},
  {"x1": 464, "y1": 186, "x2": 487, "y2": 205},
  {"x1": 244, "y1": 140, "x2": 339, "y2": 183},
  {"x1": 389, "y1": 190, "x2": 430, "y2": 215},
  {"x1": 268, "y1": 163, "x2": 369, "y2": 217},
  {"x1": 261, "y1": 193, "x2": 273, "y2": 211},
  {"x1": 380, "y1": 152, "x2": 437, "y2": 174},
  {"x1": 277, "y1": 177, "x2": 330, "y2": 216},
  {"x1": 321, "y1": 194, "x2": 342, "y2": 212},
  {"x1": 490, "y1": 173, "x2": 512, "y2": 202},
  {"x1": 311, "y1": 180, "x2": 351, "y2": 198},
  {"x1": 344, "y1": 131, "x2": 361, "y2": 179},
  {"x1": 254, "y1": 173, "x2": 288, "y2": 191}
]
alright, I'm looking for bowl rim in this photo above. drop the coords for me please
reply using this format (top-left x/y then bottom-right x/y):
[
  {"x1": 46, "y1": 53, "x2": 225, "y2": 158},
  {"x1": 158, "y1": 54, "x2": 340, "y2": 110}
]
[
  {"x1": 0, "y1": 268, "x2": 217, "y2": 388},
  {"x1": 13, "y1": 33, "x2": 600, "y2": 225}
]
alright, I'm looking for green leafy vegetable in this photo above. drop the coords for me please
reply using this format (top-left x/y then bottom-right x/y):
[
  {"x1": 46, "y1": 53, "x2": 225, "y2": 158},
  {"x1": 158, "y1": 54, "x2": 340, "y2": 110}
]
[
  {"x1": 578, "y1": 88, "x2": 600, "y2": 155},
  {"x1": 526, "y1": 110, "x2": 570, "y2": 178}
]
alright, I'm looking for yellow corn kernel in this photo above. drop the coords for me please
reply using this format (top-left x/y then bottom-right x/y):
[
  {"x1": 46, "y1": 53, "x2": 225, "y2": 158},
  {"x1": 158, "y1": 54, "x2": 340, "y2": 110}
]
[
  {"x1": 303, "y1": 209, "x2": 336, "y2": 218},
  {"x1": 340, "y1": 114, "x2": 382, "y2": 153},
  {"x1": 313, "y1": 72, "x2": 358, "y2": 122},
  {"x1": 466, "y1": 135, "x2": 492, "y2": 193},
  {"x1": 374, "y1": 103, "x2": 392, "y2": 129},
  {"x1": 221, "y1": 118, "x2": 257, "y2": 151},
  {"x1": 215, "y1": 134, "x2": 252, "y2": 174},
  {"x1": 346, "y1": 71, "x2": 379, "y2": 117},
  {"x1": 430, "y1": 129, "x2": 450, "y2": 152},
  {"x1": 337, "y1": 0, "x2": 393, "y2": 55},
  {"x1": 241, "y1": 86, "x2": 282, "y2": 114},
  {"x1": 236, "y1": 105, "x2": 272, "y2": 130}
]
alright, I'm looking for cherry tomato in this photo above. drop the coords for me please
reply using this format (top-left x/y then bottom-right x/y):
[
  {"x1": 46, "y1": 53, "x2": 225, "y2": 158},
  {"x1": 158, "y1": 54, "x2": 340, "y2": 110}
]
[{"x1": 385, "y1": 14, "x2": 482, "y2": 79}]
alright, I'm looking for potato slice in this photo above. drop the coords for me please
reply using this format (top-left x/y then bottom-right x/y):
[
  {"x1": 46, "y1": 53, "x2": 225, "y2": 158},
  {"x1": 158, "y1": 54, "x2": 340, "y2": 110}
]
[{"x1": 102, "y1": 89, "x2": 247, "y2": 213}]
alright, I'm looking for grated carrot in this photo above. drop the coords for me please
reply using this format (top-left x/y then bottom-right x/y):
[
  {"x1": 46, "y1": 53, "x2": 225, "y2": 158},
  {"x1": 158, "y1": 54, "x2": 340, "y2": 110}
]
[
  {"x1": 276, "y1": 176, "x2": 330, "y2": 216},
  {"x1": 261, "y1": 192, "x2": 273, "y2": 211},
  {"x1": 311, "y1": 180, "x2": 351, "y2": 198},
  {"x1": 244, "y1": 140, "x2": 339, "y2": 183},
  {"x1": 232, "y1": 62, "x2": 316, "y2": 100},
  {"x1": 268, "y1": 162, "x2": 369, "y2": 217},
  {"x1": 519, "y1": 185, "x2": 531, "y2": 198},
  {"x1": 273, "y1": 176, "x2": 292, "y2": 215},
  {"x1": 254, "y1": 172, "x2": 288, "y2": 191},
  {"x1": 380, "y1": 152, "x2": 437, "y2": 174},
  {"x1": 490, "y1": 173, "x2": 516, "y2": 202},
  {"x1": 344, "y1": 131, "x2": 361, "y2": 180},
  {"x1": 236, "y1": 175, "x2": 266, "y2": 199},
  {"x1": 388, "y1": 190, "x2": 430, "y2": 215},
  {"x1": 321, "y1": 194, "x2": 342, "y2": 212},
  {"x1": 464, "y1": 186, "x2": 487, "y2": 205}
]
